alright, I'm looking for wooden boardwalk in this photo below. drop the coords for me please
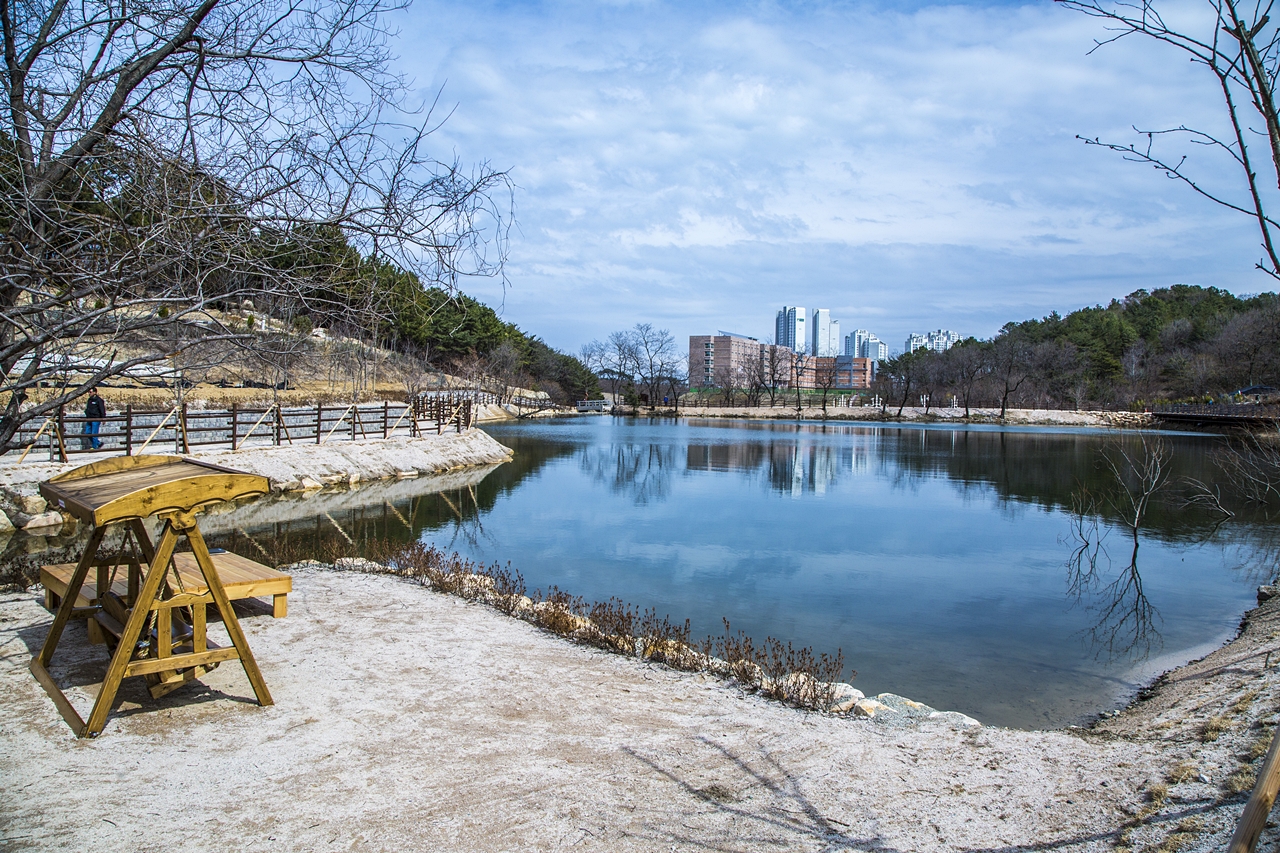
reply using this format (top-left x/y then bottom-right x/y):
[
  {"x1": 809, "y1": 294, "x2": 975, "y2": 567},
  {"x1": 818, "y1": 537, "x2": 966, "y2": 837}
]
[{"x1": 1151, "y1": 403, "x2": 1280, "y2": 426}]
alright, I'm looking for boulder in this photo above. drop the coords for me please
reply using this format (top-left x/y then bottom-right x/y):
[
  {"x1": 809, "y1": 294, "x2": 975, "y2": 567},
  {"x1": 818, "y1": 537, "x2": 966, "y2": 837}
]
[
  {"x1": 334, "y1": 557, "x2": 385, "y2": 572},
  {"x1": 877, "y1": 692, "x2": 929, "y2": 711},
  {"x1": 1259, "y1": 585, "x2": 1278, "y2": 604},
  {"x1": 827, "y1": 683, "x2": 865, "y2": 714},
  {"x1": 0, "y1": 510, "x2": 14, "y2": 533},
  {"x1": 928, "y1": 710, "x2": 981, "y2": 728},
  {"x1": 394, "y1": 469, "x2": 418, "y2": 479},
  {"x1": 297, "y1": 476, "x2": 324, "y2": 491},
  {"x1": 16, "y1": 494, "x2": 47, "y2": 515},
  {"x1": 852, "y1": 698, "x2": 893, "y2": 718},
  {"x1": 23, "y1": 511, "x2": 65, "y2": 531}
]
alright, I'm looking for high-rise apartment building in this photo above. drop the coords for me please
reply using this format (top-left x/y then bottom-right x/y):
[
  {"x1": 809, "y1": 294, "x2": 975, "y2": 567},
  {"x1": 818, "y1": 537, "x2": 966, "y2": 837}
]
[
  {"x1": 844, "y1": 329, "x2": 888, "y2": 361},
  {"x1": 905, "y1": 329, "x2": 961, "y2": 354},
  {"x1": 808, "y1": 308, "x2": 839, "y2": 356},
  {"x1": 775, "y1": 306, "x2": 807, "y2": 352}
]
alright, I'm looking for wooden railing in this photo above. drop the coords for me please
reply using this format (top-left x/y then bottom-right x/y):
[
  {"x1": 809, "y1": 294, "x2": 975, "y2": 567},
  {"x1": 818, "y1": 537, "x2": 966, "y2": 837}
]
[
  {"x1": 1151, "y1": 403, "x2": 1280, "y2": 421},
  {"x1": 11, "y1": 396, "x2": 476, "y2": 463}
]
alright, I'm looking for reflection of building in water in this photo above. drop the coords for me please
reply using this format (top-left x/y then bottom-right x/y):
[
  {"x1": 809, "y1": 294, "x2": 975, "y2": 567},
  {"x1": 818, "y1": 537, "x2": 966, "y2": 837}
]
[
  {"x1": 689, "y1": 439, "x2": 850, "y2": 496},
  {"x1": 686, "y1": 442, "x2": 767, "y2": 473}
]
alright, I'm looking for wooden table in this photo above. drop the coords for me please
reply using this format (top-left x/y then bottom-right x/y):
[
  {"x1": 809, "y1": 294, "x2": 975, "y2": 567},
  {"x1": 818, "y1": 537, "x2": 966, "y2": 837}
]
[{"x1": 32, "y1": 455, "x2": 279, "y2": 737}]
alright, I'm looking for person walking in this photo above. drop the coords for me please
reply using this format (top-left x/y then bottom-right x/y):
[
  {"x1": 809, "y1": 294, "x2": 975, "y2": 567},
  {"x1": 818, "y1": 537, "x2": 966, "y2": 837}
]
[{"x1": 83, "y1": 387, "x2": 106, "y2": 450}]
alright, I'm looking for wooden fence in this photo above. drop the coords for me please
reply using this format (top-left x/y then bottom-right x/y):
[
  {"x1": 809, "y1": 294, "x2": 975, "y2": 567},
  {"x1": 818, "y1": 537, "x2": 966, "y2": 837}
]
[
  {"x1": 12, "y1": 397, "x2": 476, "y2": 463},
  {"x1": 1151, "y1": 403, "x2": 1280, "y2": 423}
]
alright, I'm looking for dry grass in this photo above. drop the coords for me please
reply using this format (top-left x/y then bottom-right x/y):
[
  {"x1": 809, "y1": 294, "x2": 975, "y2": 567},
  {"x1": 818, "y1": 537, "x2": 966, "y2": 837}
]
[
  {"x1": 1201, "y1": 716, "x2": 1232, "y2": 742},
  {"x1": 1152, "y1": 816, "x2": 1204, "y2": 853},
  {"x1": 1232, "y1": 690, "x2": 1259, "y2": 715},
  {"x1": 1247, "y1": 732, "x2": 1273, "y2": 761},
  {"x1": 20, "y1": 380, "x2": 416, "y2": 412},
  {"x1": 1167, "y1": 762, "x2": 1197, "y2": 785},
  {"x1": 1224, "y1": 767, "x2": 1258, "y2": 796}
]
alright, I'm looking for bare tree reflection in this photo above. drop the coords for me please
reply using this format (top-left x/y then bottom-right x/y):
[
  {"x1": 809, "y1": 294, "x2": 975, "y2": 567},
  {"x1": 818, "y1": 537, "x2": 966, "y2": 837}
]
[
  {"x1": 1064, "y1": 489, "x2": 1163, "y2": 662},
  {"x1": 582, "y1": 442, "x2": 676, "y2": 504}
]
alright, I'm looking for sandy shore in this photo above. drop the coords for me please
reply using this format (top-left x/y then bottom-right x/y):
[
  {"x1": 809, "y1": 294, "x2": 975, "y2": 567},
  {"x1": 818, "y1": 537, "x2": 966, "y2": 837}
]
[{"x1": 4, "y1": 567, "x2": 1280, "y2": 851}]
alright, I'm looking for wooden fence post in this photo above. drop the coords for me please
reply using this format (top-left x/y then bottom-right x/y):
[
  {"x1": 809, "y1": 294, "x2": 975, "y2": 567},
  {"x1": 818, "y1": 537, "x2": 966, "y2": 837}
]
[
  {"x1": 274, "y1": 404, "x2": 282, "y2": 446},
  {"x1": 315, "y1": 404, "x2": 322, "y2": 444},
  {"x1": 179, "y1": 402, "x2": 190, "y2": 453},
  {"x1": 231, "y1": 403, "x2": 239, "y2": 451},
  {"x1": 125, "y1": 405, "x2": 133, "y2": 456},
  {"x1": 383, "y1": 401, "x2": 389, "y2": 439},
  {"x1": 56, "y1": 406, "x2": 67, "y2": 462}
]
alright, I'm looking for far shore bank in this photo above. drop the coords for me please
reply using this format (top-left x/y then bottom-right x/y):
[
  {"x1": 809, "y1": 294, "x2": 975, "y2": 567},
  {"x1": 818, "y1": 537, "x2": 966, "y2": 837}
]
[{"x1": 610, "y1": 404, "x2": 1156, "y2": 428}]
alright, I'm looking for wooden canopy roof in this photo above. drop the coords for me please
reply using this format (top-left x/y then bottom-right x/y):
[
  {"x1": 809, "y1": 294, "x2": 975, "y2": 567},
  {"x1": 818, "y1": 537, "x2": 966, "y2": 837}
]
[{"x1": 40, "y1": 455, "x2": 269, "y2": 527}]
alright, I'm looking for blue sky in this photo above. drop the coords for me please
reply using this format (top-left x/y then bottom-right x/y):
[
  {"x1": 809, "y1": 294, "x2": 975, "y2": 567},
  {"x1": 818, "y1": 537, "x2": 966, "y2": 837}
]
[{"x1": 392, "y1": 0, "x2": 1271, "y2": 354}]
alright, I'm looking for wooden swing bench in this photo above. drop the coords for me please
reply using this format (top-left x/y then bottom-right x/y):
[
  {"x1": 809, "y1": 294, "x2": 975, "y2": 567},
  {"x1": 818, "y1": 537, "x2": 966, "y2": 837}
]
[{"x1": 31, "y1": 455, "x2": 282, "y2": 738}]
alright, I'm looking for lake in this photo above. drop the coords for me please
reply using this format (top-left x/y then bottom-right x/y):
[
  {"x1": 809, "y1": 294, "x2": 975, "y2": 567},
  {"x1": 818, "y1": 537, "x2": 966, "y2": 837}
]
[{"x1": 208, "y1": 417, "x2": 1279, "y2": 729}]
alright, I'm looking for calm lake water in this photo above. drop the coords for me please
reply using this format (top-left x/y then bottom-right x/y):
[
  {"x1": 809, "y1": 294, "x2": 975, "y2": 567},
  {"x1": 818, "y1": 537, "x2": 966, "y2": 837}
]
[{"x1": 211, "y1": 417, "x2": 1279, "y2": 729}]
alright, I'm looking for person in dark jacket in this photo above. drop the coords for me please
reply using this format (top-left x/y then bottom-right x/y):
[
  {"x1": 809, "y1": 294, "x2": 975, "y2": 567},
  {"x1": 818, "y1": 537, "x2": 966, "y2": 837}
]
[{"x1": 83, "y1": 387, "x2": 106, "y2": 450}]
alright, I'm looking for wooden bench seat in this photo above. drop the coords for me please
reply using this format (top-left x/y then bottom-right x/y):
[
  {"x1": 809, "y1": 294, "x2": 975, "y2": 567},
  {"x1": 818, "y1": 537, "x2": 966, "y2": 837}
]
[{"x1": 42, "y1": 551, "x2": 291, "y2": 619}]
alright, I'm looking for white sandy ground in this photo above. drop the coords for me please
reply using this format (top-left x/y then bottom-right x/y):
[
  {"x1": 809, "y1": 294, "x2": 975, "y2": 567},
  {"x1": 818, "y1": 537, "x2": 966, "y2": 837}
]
[{"x1": 5, "y1": 569, "x2": 1280, "y2": 852}]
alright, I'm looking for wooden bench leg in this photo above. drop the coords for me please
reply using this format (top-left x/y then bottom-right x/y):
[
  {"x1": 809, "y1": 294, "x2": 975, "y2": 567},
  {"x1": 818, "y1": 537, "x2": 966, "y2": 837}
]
[
  {"x1": 273, "y1": 594, "x2": 287, "y2": 618},
  {"x1": 44, "y1": 588, "x2": 58, "y2": 612}
]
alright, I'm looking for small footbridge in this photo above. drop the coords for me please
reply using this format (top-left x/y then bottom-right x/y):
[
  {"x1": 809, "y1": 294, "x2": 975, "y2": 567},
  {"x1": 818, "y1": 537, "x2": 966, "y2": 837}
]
[{"x1": 1150, "y1": 403, "x2": 1280, "y2": 428}]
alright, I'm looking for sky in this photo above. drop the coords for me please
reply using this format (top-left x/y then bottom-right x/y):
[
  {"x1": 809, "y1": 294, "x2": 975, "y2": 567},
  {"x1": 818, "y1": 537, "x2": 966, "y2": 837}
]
[{"x1": 391, "y1": 0, "x2": 1273, "y2": 355}]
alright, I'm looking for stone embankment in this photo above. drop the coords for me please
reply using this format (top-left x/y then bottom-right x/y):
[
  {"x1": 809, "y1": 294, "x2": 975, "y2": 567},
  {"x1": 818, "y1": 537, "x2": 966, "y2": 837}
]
[
  {"x1": 660, "y1": 405, "x2": 1155, "y2": 427},
  {"x1": 0, "y1": 429, "x2": 513, "y2": 534}
]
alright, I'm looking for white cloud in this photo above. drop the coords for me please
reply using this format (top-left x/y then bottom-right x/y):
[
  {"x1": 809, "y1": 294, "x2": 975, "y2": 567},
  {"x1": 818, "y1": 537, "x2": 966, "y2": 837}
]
[{"x1": 394, "y1": 0, "x2": 1268, "y2": 352}]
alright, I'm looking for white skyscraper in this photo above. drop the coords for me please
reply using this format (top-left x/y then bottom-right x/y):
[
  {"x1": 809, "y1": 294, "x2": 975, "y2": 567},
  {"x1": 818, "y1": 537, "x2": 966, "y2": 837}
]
[
  {"x1": 811, "y1": 308, "x2": 837, "y2": 356},
  {"x1": 844, "y1": 329, "x2": 886, "y2": 361},
  {"x1": 775, "y1": 307, "x2": 807, "y2": 352},
  {"x1": 829, "y1": 320, "x2": 841, "y2": 357}
]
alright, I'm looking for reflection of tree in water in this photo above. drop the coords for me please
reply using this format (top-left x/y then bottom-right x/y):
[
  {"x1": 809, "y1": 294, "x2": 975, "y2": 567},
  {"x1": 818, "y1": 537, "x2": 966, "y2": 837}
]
[
  {"x1": 583, "y1": 442, "x2": 677, "y2": 505},
  {"x1": 1064, "y1": 505, "x2": 1162, "y2": 662}
]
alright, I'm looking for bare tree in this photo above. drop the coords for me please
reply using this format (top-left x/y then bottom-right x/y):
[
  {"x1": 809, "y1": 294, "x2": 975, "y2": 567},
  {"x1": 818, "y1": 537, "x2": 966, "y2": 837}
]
[
  {"x1": 714, "y1": 363, "x2": 741, "y2": 407},
  {"x1": 760, "y1": 343, "x2": 790, "y2": 407},
  {"x1": 944, "y1": 341, "x2": 988, "y2": 418},
  {"x1": 990, "y1": 329, "x2": 1034, "y2": 419},
  {"x1": 0, "y1": 0, "x2": 511, "y2": 451},
  {"x1": 812, "y1": 358, "x2": 840, "y2": 417},
  {"x1": 1060, "y1": 0, "x2": 1280, "y2": 283}
]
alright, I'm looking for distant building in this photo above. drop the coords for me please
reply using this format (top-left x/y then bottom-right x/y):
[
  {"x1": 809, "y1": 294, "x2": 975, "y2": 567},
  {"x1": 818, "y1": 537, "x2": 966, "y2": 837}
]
[
  {"x1": 775, "y1": 307, "x2": 807, "y2": 352},
  {"x1": 835, "y1": 355, "x2": 874, "y2": 389},
  {"x1": 798, "y1": 355, "x2": 873, "y2": 390},
  {"x1": 867, "y1": 337, "x2": 888, "y2": 361},
  {"x1": 808, "y1": 308, "x2": 839, "y2": 356},
  {"x1": 844, "y1": 329, "x2": 888, "y2": 362},
  {"x1": 689, "y1": 332, "x2": 761, "y2": 389},
  {"x1": 906, "y1": 329, "x2": 960, "y2": 354}
]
